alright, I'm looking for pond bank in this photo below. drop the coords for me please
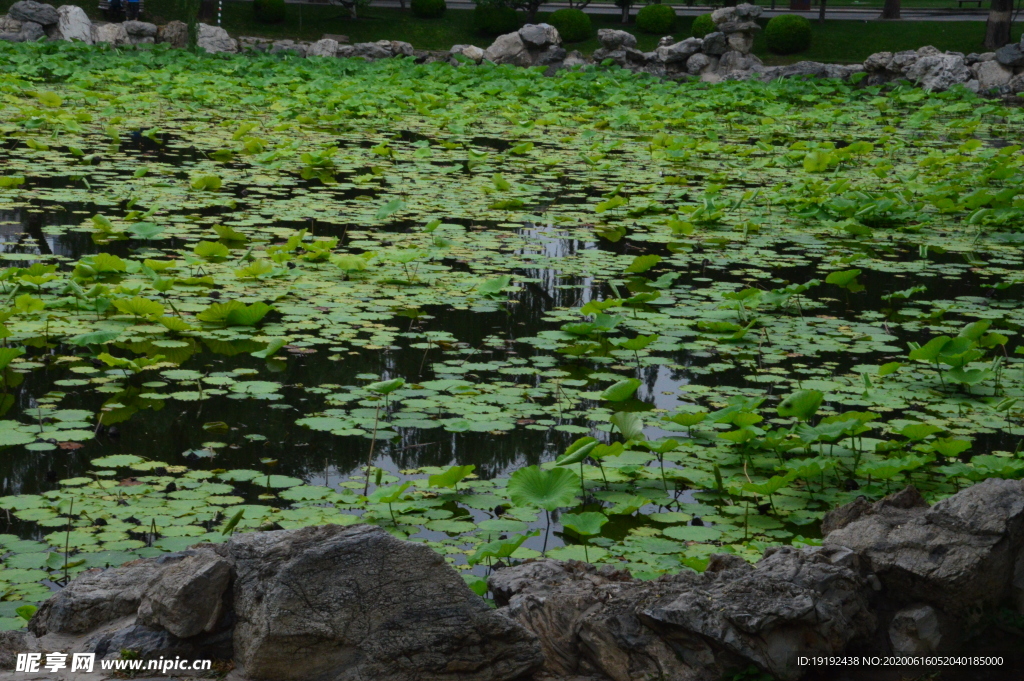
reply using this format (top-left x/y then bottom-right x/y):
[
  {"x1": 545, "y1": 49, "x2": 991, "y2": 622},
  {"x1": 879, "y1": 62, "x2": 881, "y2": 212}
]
[
  {"x1": 2, "y1": 480, "x2": 1023, "y2": 680},
  {"x1": 2, "y1": 0, "x2": 1023, "y2": 99}
]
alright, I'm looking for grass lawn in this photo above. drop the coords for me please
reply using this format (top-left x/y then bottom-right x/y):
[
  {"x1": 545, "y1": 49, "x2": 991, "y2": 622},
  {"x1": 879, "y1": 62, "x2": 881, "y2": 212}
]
[{"x1": 0, "y1": 0, "x2": 1020, "y2": 62}]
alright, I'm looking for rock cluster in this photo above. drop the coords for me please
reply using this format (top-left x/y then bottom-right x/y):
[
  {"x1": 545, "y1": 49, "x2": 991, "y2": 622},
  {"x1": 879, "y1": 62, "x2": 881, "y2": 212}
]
[
  {"x1": 12, "y1": 524, "x2": 543, "y2": 681},
  {"x1": 2, "y1": 481, "x2": 1023, "y2": 680},
  {"x1": 489, "y1": 480, "x2": 1024, "y2": 681},
  {"x1": 1, "y1": 0, "x2": 1023, "y2": 99}
]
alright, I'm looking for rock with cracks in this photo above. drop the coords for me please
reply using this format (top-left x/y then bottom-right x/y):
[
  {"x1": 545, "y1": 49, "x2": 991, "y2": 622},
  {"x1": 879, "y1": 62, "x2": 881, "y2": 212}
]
[{"x1": 23, "y1": 524, "x2": 541, "y2": 681}]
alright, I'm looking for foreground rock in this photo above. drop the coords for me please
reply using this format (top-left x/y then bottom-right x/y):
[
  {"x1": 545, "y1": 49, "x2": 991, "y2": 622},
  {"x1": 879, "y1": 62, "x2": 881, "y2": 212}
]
[
  {"x1": 21, "y1": 524, "x2": 542, "y2": 681},
  {"x1": 492, "y1": 479, "x2": 1024, "y2": 680},
  {"x1": 483, "y1": 23, "x2": 564, "y2": 68}
]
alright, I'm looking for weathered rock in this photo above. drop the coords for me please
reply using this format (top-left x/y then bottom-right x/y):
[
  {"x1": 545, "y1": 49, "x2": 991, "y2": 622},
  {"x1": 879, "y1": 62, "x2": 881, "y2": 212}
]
[
  {"x1": 157, "y1": 20, "x2": 188, "y2": 48},
  {"x1": 0, "y1": 14, "x2": 23, "y2": 32},
  {"x1": 483, "y1": 31, "x2": 531, "y2": 66},
  {"x1": 702, "y1": 31, "x2": 728, "y2": 56},
  {"x1": 197, "y1": 22, "x2": 237, "y2": 53},
  {"x1": 760, "y1": 61, "x2": 862, "y2": 82},
  {"x1": 457, "y1": 44, "x2": 485, "y2": 61},
  {"x1": 562, "y1": 49, "x2": 586, "y2": 68},
  {"x1": 306, "y1": 37, "x2": 338, "y2": 57},
  {"x1": 123, "y1": 19, "x2": 156, "y2": 37},
  {"x1": 686, "y1": 52, "x2": 713, "y2": 75},
  {"x1": 51, "y1": 5, "x2": 91, "y2": 43},
  {"x1": 995, "y1": 42, "x2": 1024, "y2": 67},
  {"x1": 1008, "y1": 72, "x2": 1024, "y2": 94},
  {"x1": 973, "y1": 59, "x2": 1013, "y2": 89},
  {"x1": 534, "y1": 44, "x2": 566, "y2": 66},
  {"x1": 917, "y1": 44, "x2": 942, "y2": 57},
  {"x1": 30, "y1": 554, "x2": 187, "y2": 636},
  {"x1": 905, "y1": 53, "x2": 971, "y2": 92},
  {"x1": 345, "y1": 41, "x2": 391, "y2": 59},
  {"x1": 596, "y1": 27, "x2": 635, "y2": 50},
  {"x1": 270, "y1": 39, "x2": 306, "y2": 56},
  {"x1": 825, "y1": 479, "x2": 1024, "y2": 623},
  {"x1": 391, "y1": 39, "x2": 414, "y2": 56},
  {"x1": 889, "y1": 49, "x2": 920, "y2": 74},
  {"x1": 656, "y1": 37, "x2": 702, "y2": 64},
  {"x1": 18, "y1": 19, "x2": 43, "y2": 41},
  {"x1": 888, "y1": 604, "x2": 949, "y2": 654},
  {"x1": 727, "y1": 30, "x2": 754, "y2": 54},
  {"x1": 518, "y1": 22, "x2": 559, "y2": 49},
  {"x1": 0, "y1": 31, "x2": 25, "y2": 42},
  {"x1": 8, "y1": 0, "x2": 58, "y2": 26},
  {"x1": 137, "y1": 552, "x2": 232, "y2": 639},
  {"x1": 863, "y1": 50, "x2": 893, "y2": 71},
  {"x1": 227, "y1": 524, "x2": 542, "y2": 681},
  {"x1": 493, "y1": 548, "x2": 873, "y2": 681},
  {"x1": 711, "y1": 2, "x2": 761, "y2": 25},
  {"x1": 717, "y1": 49, "x2": 763, "y2": 74}
]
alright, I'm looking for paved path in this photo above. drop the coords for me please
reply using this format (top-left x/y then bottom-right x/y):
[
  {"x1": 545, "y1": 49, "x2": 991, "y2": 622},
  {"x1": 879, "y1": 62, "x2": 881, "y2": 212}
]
[{"x1": 363, "y1": 0, "x2": 995, "y2": 20}]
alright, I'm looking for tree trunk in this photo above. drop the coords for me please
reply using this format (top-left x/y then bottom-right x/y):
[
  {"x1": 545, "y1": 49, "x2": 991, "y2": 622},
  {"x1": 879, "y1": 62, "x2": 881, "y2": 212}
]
[
  {"x1": 984, "y1": 0, "x2": 1013, "y2": 50},
  {"x1": 880, "y1": 0, "x2": 900, "y2": 19},
  {"x1": 818, "y1": 0, "x2": 826, "y2": 23},
  {"x1": 621, "y1": 4, "x2": 629, "y2": 23}
]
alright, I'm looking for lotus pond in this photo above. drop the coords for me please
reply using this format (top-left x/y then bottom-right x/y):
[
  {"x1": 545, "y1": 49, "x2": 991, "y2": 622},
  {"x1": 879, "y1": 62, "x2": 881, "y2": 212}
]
[{"x1": 0, "y1": 40, "x2": 1024, "y2": 626}]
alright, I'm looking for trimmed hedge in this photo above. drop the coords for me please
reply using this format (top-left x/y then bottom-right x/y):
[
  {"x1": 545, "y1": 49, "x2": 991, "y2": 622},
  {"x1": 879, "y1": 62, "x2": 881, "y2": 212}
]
[
  {"x1": 764, "y1": 14, "x2": 812, "y2": 54},
  {"x1": 253, "y1": 0, "x2": 286, "y2": 23},
  {"x1": 411, "y1": 0, "x2": 446, "y2": 18},
  {"x1": 473, "y1": 4, "x2": 519, "y2": 36},
  {"x1": 636, "y1": 3, "x2": 676, "y2": 34},
  {"x1": 547, "y1": 8, "x2": 592, "y2": 43},
  {"x1": 690, "y1": 13, "x2": 715, "y2": 38}
]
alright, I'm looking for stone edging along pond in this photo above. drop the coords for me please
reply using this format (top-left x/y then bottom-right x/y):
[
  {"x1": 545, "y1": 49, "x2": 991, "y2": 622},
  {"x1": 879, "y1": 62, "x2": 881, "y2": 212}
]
[
  {"x1": 3, "y1": 0, "x2": 1024, "y2": 99},
  {"x1": 2, "y1": 480, "x2": 1024, "y2": 680}
]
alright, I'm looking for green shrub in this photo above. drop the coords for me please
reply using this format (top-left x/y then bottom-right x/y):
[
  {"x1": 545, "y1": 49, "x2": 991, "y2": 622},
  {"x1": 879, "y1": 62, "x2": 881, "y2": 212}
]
[
  {"x1": 547, "y1": 8, "x2": 592, "y2": 43},
  {"x1": 764, "y1": 14, "x2": 812, "y2": 54},
  {"x1": 473, "y1": 3, "x2": 519, "y2": 36},
  {"x1": 411, "y1": 0, "x2": 446, "y2": 18},
  {"x1": 636, "y1": 4, "x2": 676, "y2": 34},
  {"x1": 253, "y1": 0, "x2": 286, "y2": 23},
  {"x1": 690, "y1": 13, "x2": 715, "y2": 38}
]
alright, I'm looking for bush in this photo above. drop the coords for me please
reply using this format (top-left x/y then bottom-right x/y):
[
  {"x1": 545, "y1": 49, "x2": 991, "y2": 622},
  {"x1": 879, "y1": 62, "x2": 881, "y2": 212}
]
[
  {"x1": 690, "y1": 13, "x2": 715, "y2": 38},
  {"x1": 636, "y1": 4, "x2": 676, "y2": 34},
  {"x1": 253, "y1": 0, "x2": 286, "y2": 23},
  {"x1": 411, "y1": 0, "x2": 446, "y2": 18},
  {"x1": 764, "y1": 14, "x2": 812, "y2": 54},
  {"x1": 473, "y1": 3, "x2": 519, "y2": 36},
  {"x1": 547, "y1": 8, "x2": 592, "y2": 43}
]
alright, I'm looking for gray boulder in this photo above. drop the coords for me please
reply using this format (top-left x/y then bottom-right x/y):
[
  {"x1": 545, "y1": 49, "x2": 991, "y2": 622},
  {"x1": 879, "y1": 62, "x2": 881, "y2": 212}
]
[
  {"x1": 717, "y1": 49, "x2": 763, "y2": 74},
  {"x1": 157, "y1": 20, "x2": 188, "y2": 48},
  {"x1": 197, "y1": 22, "x2": 237, "y2": 53},
  {"x1": 306, "y1": 37, "x2": 338, "y2": 57},
  {"x1": 27, "y1": 525, "x2": 542, "y2": 681},
  {"x1": 450, "y1": 44, "x2": 484, "y2": 62},
  {"x1": 136, "y1": 552, "x2": 231, "y2": 639},
  {"x1": 483, "y1": 31, "x2": 531, "y2": 66},
  {"x1": 493, "y1": 549, "x2": 874, "y2": 681},
  {"x1": 702, "y1": 31, "x2": 729, "y2": 56},
  {"x1": 51, "y1": 5, "x2": 91, "y2": 43},
  {"x1": 30, "y1": 554, "x2": 187, "y2": 636},
  {"x1": 597, "y1": 27, "x2": 635, "y2": 50},
  {"x1": 996, "y1": 42, "x2": 1024, "y2": 67},
  {"x1": 656, "y1": 37, "x2": 702, "y2": 64},
  {"x1": 123, "y1": 19, "x2": 156, "y2": 37},
  {"x1": 824, "y1": 480, "x2": 1024, "y2": 623},
  {"x1": 18, "y1": 19, "x2": 43, "y2": 40},
  {"x1": 270, "y1": 39, "x2": 306, "y2": 56},
  {"x1": 92, "y1": 21, "x2": 129, "y2": 45},
  {"x1": 345, "y1": 41, "x2": 392, "y2": 59},
  {"x1": 227, "y1": 524, "x2": 541, "y2": 681},
  {"x1": 518, "y1": 22, "x2": 559, "y2": 49},
  {"x1": 888, "y1": 604, "x2": 951, "y2": 654},
  {"x1": 863, "y1": 50, "x2": 893, "y2": 72},
  {"x1": 391, "y1": 39, "x2": 414, "y2": 56},
  {"x1": 0, "y1": 14, "x2": 23, "y2": 32},
  {"x1": 8, "y1": 0, "x2": 58, "y2": 26},
  {"x1": 889, "y1": 49, "x2": 920, "y2": 74},
  {"x1": 686, "y1": 52, "x2": 714, "y2": 75},
  {"x1": 973, "y1": 59, "x2": 1013, "y2": 89},
  {"x1": 905, "y1": 52, "x2": 970, "y2": 91},
  {"x1": 534, "y1": 44, "x2": 566, "y2": 66},
  {"x1": 761, "y1": 60, "x2": 863, "y2": 82},
  {"x1": 0, "y1": 31, "x2": 25, "y2": 42}
]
